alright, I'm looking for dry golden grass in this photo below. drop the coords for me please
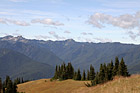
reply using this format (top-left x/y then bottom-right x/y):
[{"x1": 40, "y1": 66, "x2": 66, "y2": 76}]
[
  {"x1": 17, "y1": 79, "x2": 90, "y2": 93},
  {"x1": 18, "y1": 75, "x2": 140, "y2": 93}
]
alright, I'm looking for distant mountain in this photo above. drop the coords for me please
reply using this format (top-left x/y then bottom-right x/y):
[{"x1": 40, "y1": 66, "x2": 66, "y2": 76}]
[
  {"x1": 0, "y1": 48, "x2": 54, "y2": 80},
  {"x1": 37, "y1": 39, "x2": 140, "y2": 74},
  {"x1": 1, "y1": 36, "x2": 140, "y2": 74},
  {"x1": 0, "y1": 35, "x2": 63, "y2": 66}
]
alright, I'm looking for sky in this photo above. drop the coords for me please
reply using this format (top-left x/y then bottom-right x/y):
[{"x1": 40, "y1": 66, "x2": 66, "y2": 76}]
[{"x1": 0, "y1": 0, "x2": 140, "y2": 44}]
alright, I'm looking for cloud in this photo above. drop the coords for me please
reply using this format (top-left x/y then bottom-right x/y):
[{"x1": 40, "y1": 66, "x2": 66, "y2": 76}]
[
  {"x1": 81, "y1": 32, "x2": 93, "y2": 35},
  {"x1": 31, "y1": 18, "x2": 64, "y2": 26},
  {"x1": 9, "y1": 0, "x2": 27, "y2": 2},
  {"x1": 127, "y1": 31, "x2": 139, "y2": 40},
  {"x1": 64, "y1": 30, "x2": 71, "y2": 34},
  {"x1": 94, "y1": 38, "x2": 112, "y2": 43},
  {"x1": 48, "y1": 31, "x2": 65, "y2": 40},
  {"x1": 88, "y1": 12, "x2": 140, "y2": 29},
  {"x1": 88, "y1": 11, "x2": 140, "y2": 40},
  {"x1": 0, "y1": 18, "x2": 30, "y2": 26},
  {"x1": 12, "y1": 33, "x2": 21, "y2": 36},
  {"x1": 0, "y1": 18, "x2": 7, "y2": 24}
]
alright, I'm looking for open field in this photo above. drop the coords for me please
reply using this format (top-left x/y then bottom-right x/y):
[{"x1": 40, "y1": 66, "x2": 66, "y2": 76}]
[{"x1": 18, "y1": 75, "x2": 140, "y2": 93}]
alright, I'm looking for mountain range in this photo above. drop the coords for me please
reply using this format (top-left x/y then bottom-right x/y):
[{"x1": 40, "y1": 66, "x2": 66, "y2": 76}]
[{"x1": 0, "y1": 35, "x2": 140, "y2": 80}]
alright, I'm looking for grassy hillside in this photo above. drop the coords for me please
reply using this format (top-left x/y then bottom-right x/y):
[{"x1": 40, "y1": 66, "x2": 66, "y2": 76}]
[
  {"x1": 17, "y1": 79, "x2": 90, "y2": 93},
  {"x1": 18, "y1": 75, "x2": 140, "y2": 93}
]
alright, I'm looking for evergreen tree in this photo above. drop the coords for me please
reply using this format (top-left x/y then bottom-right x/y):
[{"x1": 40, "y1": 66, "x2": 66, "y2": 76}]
[
  {"x1": 5, "y1": 79, "x2": 13, "y2": 93},
  {"x1": 91, "y1": 72, "x2": 100, "y2": 86},
  {"x1": 54, "y1": 65, "x2": 58, "y2": 79},
  {"x1": 113, "y1": 57, "x2": 119, "y2": 76},
  {"x1": 86, "y1": 70, "x2": 90, "y2": 80},
  {"x1": 73, "y1": 71, "x2": 77, "y2": 80},
  {"x1": 107, "y1": 60, "x2": 114, "y2": 80},
  {"x1": 99, "y1": 64, "x2": 105, "y2": 83},
  {"x1": 3, "y1": 76, "x2": 17, "y2": 93},
  {"x1": 66, "y1": 63, "x2": 74, "y2": 79},
  {"x1": 75, "y1": 69, "x2": 81, "y2": 80},
  {"x1": 118, "y1": 58, "x2": 129, "y2": 76},
  {"x1": 21, "y1": 77, "x2": 24, "y2": 83},
  {"x1": 89, "y1": 65, "x2": 95, "y2": 80},
  {"x1": 81, "y1": 70, "x2": 86, "y2": 81},
  {"x1": 0, "y1": 78, "x2": 2, "y2": 93},
  {"x1": 3, "y1": 76, "x2": 10, "y2": 88},
  {"x1": 58, "y1": 65, "x2": 61, "y2": 78},
  {"x1": 103, "y1": 63, "x2": 109, "y2": 82}
]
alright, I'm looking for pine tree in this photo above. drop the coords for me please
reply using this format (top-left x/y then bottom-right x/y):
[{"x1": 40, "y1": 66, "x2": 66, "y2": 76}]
[
  {"x1": 0, "y1": 78, "x2": 2, "y2": 93},
  {"x1": 75, "y1": 69, "x2": 81, "y2": 80},
  {"x1": 104, "y1": 63, "x2": 109, "y2": 82},
  {"x1": 21, "y1": 77, "x2": 24, "y2": 83},
  {"x1": 99, "y1": 64, "x2": 105, "y2": 83},
  {"x1": 5, "y1": 79, "x2": 13, "y2": 93},
  {"x1": 58, "y1": 65, "x2": 61, "y2": 78},
  {"x1": 113, "y1": 57, "x2": 119, "y2": 76},
  {"x1": 86, "y1": 70, "x2": 90, "y2": 80},
  {"x1": 118, "y1": 58, "x2": 129, "y2": 77},
  {"x1": 73, "y1": 71, "x2": 77, "y2": 80},
  {"x1": 66, "y1": 63, "x2": 74, "y2": 79},
  {"x1": 91, "y1": 72, "x2": 100, "y2": 86},
  {"x1": 107, "y1": 60, "x2": 114, "y2": 80},
  {"x1": 54, "y1": 65, "x2": 58, "y2": 79},
  {"x1": 81, "y1": 70, "x2": 86, "y2": 81},
  {"x1": 89, "y1": 65, "x2": 95, "y2": 80}
]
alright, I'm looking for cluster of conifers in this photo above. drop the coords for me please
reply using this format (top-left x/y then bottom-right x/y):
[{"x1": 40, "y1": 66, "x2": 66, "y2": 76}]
[
  {"x1": 52, "y1": 57, "x2": 130, "y2": 87},
  {"x1": 0, "y1": 76, "x2": 26, "y2": 93}
]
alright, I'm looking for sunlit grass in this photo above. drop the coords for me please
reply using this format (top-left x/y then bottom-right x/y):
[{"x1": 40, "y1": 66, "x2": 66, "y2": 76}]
[{"x1": 18, "y1": 75, "x2": 140, "y2": 93}]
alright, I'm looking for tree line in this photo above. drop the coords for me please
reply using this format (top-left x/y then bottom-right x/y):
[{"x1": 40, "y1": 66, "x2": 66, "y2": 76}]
[
  {"x1": 0, "y1": 76, "x2": 26, "y2": 93},
  {"x1": 52, "y1": 57, "x2": 130, "y2": 86}
]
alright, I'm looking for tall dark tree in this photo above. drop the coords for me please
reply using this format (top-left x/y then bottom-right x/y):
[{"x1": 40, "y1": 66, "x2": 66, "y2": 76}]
[
  {"x1": 89, "y1": 65, "x2": 95, "y2": 80},
  {"x1": 103, "y1": 63, "x2": 109, "y2": 82},
  {"x1": 113, "y1": 57, "x2": 119, "y2": 76},
  {"x1": 81, "y1": 70, "x2": 86, "y2": 81},
  {"x1": 0, "y1": 78, "x2": 2, "y2": 93},
  {"x1": 107, "y1": 60, "x2": 114, "y2": 80},
  {"x1": 86, "y1": 70, "x2": 90, "y2": 80},
  {"x1": 99, "y1": 64, "x2": 105, "y2": 83},
  {"x1": 3, "y1": 76, "x2": 17, "y2": 93},
  {"x1": 118, "y1": 58, "x2": 129, "y2": 76},
  {"x1": 54, "y1": 65, "x2": 58, "y2": 79},
  {"x1": 91, "y1": 72, "x2": 100, "y2": 86},
  {"x1": 66, "y1": 63, "x2": 74, "y2": 79},
  {"x1": 75, "y1": 69, "x2": 81, "y2": 80}
]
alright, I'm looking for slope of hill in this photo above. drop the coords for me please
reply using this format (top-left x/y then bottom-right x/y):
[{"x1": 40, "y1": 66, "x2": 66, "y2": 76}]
[
  {"x1": 0, "y1": 48, "x2": 54, "y2": 80},
  {"x1": 17, "y1": 75, "x2": 140, "y2": 93}
]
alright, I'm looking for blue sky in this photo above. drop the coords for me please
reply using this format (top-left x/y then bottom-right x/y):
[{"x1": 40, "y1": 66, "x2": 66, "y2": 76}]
[{"x1": 0, "y1": 0, "x2": 140, "y2": 44}]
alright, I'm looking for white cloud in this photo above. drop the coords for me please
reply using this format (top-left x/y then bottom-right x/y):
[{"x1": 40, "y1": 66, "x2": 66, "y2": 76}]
[
  {"x1": 48, "y1": 31, "x2": 65, "y2": 40},
  {"x1": 34, "y1": 35, "x2": 50, "y2": 40},
  {"x1": 0, "y1": 18, "x2": 7, "y2": 24},
  {"x1": 88, "y1": 12, "x2": 140, "y2": 29},
  {"x1": 88, "y1": 11, "x2": 140, "y2": 40},
  {"x1": 31, "y1": 18, "x2": 64, "y2": 26},
  {"x1": 81, "y1": 32, "x2": 93, "y2": 35},
  {"x1": 127, "y1": 31, "x2": 140, "y2": 41},
  {"x1": 0, "y1": 18, "x2": 30, "y2": 26},
  {"x1": 94, "y1": 38, "x2": 112, "y2": 43}
]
